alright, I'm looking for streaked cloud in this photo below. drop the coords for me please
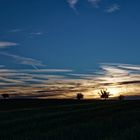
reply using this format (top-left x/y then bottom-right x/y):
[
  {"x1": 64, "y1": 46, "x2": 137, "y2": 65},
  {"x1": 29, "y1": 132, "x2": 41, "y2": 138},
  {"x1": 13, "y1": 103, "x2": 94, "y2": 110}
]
[
  {"x1": 100, "y1": 65, "x2": 129, "y2": 76},
  {"x1": 118, "y1": 64, "x2": 140, "y2": 71},
  {"x1": 106, "y1": 4, "x2": 120, "y2": 13},
  {"x1": 29, "y1": 31, "x2": 48, "y2": 38},
  {"x1": 0, "y1": 41, "x2": 18, "y2": 48},
  {"x1": 0, "y1": 63, "x2": 139, "y2": 99},
  {"x1": 67, "y1": 0, "x2": 79, "y2": 13},
  {"x1": 67, "y1": 0, "x2": 78, "y2": 8},
  {"x1": 21, "y1": 69, "x2": 73, "y2": 73},
  {"x1": 8, "y1": 29, "x2": 23, "y2": 33},
  {"x1": 67, "y1": 1, "x2": 120, "y2": 14},
  {"x1": 88, "y1": 0, "x2": 101, "y2": 8},
  {"x1": 0, "y1": 52, "x2": 46, "y2": 69},
  {"x1": 30, "y1": 32, "x2": 44, "y2": 36}
]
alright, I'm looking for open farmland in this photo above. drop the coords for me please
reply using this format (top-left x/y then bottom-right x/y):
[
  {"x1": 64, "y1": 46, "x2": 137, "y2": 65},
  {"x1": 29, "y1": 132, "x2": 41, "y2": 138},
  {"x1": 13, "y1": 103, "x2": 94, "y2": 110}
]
[{"x1": 0, "y1": 99, "x2": 140, "y2": 140}]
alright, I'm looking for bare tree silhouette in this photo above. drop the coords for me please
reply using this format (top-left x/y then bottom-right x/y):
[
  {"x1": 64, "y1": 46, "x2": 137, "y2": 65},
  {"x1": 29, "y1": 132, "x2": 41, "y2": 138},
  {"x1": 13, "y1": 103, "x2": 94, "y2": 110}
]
[
  {"x1": 76, "y1": 93, "x2": 84, "y2": 100},
  {"x1": 98, "y1": 89, "x2": 110, "y2": 100},
  {"x1": 1, "y1": 94, "x2": 9, "y2": 99}
]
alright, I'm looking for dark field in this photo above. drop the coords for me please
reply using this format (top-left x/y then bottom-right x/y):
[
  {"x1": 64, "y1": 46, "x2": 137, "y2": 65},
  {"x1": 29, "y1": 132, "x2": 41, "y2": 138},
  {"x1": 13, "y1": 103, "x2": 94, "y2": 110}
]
[{"x1": 0, "y1": 99, "x2": 140, "y2": 140}]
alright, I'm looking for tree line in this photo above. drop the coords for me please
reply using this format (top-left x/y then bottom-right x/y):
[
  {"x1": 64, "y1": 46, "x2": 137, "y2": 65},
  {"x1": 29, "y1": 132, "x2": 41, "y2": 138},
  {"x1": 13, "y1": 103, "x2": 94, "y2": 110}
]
[{"x1": 76, "y1": 89, "x2": 124, "y2": 100}]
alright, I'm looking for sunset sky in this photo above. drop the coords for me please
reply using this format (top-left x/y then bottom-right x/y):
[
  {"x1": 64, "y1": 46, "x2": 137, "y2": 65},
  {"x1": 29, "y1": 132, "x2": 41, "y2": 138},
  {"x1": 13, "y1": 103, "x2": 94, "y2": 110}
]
[{"x1": 0, "y1": 0, "x2": 140, "y2": 99}]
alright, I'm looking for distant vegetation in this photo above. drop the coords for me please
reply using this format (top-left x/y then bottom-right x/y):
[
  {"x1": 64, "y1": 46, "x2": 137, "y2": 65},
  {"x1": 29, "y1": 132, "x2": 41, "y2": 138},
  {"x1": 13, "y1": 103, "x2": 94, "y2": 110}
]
[
  {"x1": 119, "y1": 95, "x2": 124, "y2": 100},
  {"x1": 76, "y1": 93, "x2": 84, "y2": 100},
  {"x1": 1, "y1": 94, "x2": 9, "y2": 99},
  {"x1": 98, "y1": 89, "x2": 111, "y2": 100}
]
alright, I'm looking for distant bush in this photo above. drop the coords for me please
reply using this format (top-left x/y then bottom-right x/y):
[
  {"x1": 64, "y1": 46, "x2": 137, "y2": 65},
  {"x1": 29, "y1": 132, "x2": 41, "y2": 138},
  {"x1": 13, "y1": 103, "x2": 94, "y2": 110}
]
[
  {"x1": 118, "y1": 95, "x2": 124, "y2": 100},
  {"x1": 1, "y1": 94, "x2": 9, "y2": 99},
  {"x1": 98, "y1": 89, "x2": 110, "y2": 100},
  {"x1": 76, "y1": 93, "x2": 84, "y2": 100}
]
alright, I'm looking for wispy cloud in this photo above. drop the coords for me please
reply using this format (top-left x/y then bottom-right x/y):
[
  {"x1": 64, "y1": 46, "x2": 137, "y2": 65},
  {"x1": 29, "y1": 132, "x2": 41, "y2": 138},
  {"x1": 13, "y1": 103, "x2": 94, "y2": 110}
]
[
  {"x1": 88, "y1": 0, "x2": 101, "y2": 8},
  {"x1": 118, "y1": 64, "x2": 140, "y2": 71},
  {"x1": 21, "y1": 69, "x2": 73, "y2": 73},
  {"x1": 8, "y1": 29, "x2": 23, "y2": 33},
  {"x1": 97, "y1": 64, "x2": 140, "y2": 86},
  {"x1": 0, "y1": 41, "x2": 18, "y2": 48},
  {"x1": 0, "y1": 52, "x2": 46, "y2": 69},
  {"x1": 67, "y1": 0, "x2": 79, "y2": 13},
  {"x1": 106, "y1": 4, "x2": 120, "y2": 13},
  {"x1": 100, "y1": 65, "x2": 129, "y2": 76},
  {"x1": 30, "y1": 32, "x2": 44, "y2": 36},
  {"x1": 67, "y1": 0, "x2": 78, "y2": 9},
  {"x1": 29, "y1": 31, "x2": 47, "y2": 38}
]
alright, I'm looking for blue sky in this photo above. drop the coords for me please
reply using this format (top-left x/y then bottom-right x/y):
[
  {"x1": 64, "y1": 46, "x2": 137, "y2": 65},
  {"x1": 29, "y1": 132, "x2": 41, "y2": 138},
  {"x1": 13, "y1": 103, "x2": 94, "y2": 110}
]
[{"x1": 0, "y1": 0, "x2": 140, "y2": 98}]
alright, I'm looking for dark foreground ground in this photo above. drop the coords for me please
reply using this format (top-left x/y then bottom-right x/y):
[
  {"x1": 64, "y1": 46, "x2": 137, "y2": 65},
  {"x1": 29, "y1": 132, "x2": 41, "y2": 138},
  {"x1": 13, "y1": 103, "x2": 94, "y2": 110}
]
[{"x1": 0, "y1": 99, "x2": 140, "y2": 140}]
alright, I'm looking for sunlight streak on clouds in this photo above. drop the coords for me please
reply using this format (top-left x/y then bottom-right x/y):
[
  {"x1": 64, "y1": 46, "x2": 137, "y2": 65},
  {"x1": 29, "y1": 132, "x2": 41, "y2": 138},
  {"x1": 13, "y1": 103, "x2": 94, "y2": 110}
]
[
  {"x1": 0, "y1": 41, "x2": 18, "y2": 48},
  {"x1": 118, "y1": 64, "x2": 140, "y2": 71},
  {"x1": 0, "y1": 63, "x2": 139, "y2": 99}
]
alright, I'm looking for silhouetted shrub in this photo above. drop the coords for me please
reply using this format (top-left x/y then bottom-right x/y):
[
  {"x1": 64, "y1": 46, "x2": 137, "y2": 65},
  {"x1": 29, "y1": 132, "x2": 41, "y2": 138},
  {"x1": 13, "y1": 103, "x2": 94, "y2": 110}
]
[
  {"x1": 98, "y1": 89, "x2": 110, "y2": 100},
  {"x1": 118, "y1": 95, "x2": 124, "y2": 100},
  {"x1": 76, "y1": 93, "x2": 84, "y2": 100},
  {"x1": 1, "y1": 94, "x2": 9, "y2": 99}
]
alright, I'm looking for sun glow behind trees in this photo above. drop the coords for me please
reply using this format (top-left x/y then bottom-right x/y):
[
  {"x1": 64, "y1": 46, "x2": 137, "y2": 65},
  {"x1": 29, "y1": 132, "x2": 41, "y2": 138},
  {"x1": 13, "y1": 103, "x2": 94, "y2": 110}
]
[{"x1": 0, "y1": 63, "x2": 139, "y2": 99}]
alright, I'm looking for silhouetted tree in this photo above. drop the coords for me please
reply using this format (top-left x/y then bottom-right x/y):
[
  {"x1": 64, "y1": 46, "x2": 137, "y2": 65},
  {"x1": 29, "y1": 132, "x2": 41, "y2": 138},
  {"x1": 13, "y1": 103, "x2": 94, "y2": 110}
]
[
  {"x1": 76, "y1": 93, "x2": 84, "y2": 100},
  {"x1": 98, "y1": 89, "x2": 110, "y2": 100},
  {"x1": 1, "y1": 94, "x2": 9, "y2": 99},
  {"x1": 118, "y1": 95, "x2": 124, "y2": 100}
]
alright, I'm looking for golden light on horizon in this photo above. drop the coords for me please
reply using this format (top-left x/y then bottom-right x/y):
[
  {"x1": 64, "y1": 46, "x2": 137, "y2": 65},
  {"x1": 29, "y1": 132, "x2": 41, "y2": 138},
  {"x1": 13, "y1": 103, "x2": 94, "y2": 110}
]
[
  {"x1": 107, "y1": 87, "x2": 125, "y2": 97},
  {"x1": 82, "y1": 86, "x2": 125, "y2": 99}
]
